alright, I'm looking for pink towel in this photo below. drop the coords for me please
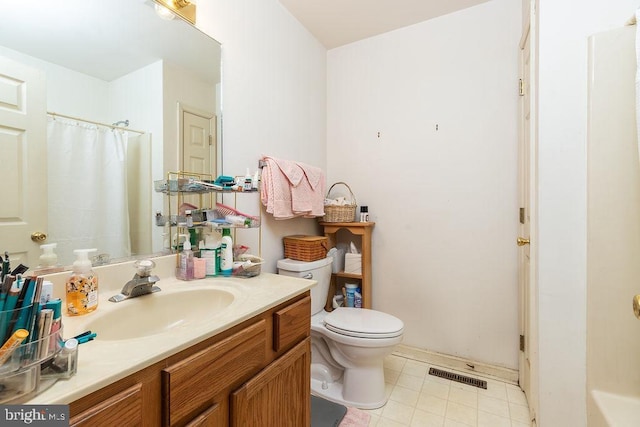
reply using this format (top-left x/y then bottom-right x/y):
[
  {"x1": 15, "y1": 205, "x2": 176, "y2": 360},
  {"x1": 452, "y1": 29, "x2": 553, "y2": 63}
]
[
  {"x1": 292, "y1": 162, "x2": 325, "y2": 217},
  {"x1": 260, "y1": 156, "x2": 325, "y2": 219}
]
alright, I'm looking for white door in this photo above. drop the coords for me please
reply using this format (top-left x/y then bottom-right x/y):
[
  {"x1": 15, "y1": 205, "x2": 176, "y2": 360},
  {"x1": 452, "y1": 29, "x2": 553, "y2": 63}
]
[
  {"x1": 181, "y1": 107, "x2": 215, "y2": 176},
  {"x1": 518, "y1": 2, "x2": 538, "y2": 423},
  {"x1": 0, "y1": 56, "x2": 47, "y2": 268},
  {"x1": 180, "y1": 106, "x2": 215, "y2": 210}
]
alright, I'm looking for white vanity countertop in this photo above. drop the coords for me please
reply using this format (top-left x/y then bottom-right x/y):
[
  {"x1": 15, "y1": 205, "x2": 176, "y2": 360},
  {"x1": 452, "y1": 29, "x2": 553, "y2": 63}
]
[{"x1": 28, "y1": 270, "x2": 315, "y2": 404}]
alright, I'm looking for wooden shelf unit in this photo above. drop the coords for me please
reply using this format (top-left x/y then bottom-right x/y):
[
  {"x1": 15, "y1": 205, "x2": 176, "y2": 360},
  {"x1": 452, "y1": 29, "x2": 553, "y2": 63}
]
[{"x1": 319, "y1": 221, "x2": 374, "y2": 310}]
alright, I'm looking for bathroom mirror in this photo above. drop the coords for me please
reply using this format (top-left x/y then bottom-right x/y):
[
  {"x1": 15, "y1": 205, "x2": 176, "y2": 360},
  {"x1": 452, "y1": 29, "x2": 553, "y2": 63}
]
[{"x1": 0, "y1": 0, "x2": 222, "y2": 267}]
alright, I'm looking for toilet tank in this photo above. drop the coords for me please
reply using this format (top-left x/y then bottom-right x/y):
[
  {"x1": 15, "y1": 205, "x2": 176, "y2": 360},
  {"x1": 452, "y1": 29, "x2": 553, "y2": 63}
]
[{"x1": 277, "y1": 257, "x2": 332, "y2": 315}]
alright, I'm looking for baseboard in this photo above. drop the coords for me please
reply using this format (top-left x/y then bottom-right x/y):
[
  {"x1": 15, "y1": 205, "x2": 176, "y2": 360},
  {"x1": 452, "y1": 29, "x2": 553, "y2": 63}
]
[{"x1": 392, "y1": 344, "x2": 519, "y2": 385}]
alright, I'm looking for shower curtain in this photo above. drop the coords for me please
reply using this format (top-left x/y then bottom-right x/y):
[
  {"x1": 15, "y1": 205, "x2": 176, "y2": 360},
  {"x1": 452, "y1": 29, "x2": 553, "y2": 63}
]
[
  {"x1": 636, "y1": 9, "x2": 640, "y2": 162},
  {"x1": 47, "y1": 116, "x2": 131, "y2": 266}
]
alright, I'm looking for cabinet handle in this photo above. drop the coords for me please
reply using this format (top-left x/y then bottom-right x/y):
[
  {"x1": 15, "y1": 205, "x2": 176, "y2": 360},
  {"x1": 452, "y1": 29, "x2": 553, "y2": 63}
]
[{"x1": 303, "y1": 273, "x2": 313, "y2": 280}]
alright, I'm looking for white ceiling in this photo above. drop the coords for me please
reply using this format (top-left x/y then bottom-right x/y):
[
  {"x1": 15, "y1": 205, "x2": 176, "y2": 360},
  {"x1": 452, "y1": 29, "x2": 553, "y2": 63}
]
[{"x1": 279, "y1": 0, "x2": 492, "y2": 49}]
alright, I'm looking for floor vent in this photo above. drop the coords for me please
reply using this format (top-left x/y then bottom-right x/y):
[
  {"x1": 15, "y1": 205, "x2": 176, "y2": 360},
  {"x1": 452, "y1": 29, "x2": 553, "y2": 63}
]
[{"x1": 428, "y1": 367, "x2": 487, "y2": 389}]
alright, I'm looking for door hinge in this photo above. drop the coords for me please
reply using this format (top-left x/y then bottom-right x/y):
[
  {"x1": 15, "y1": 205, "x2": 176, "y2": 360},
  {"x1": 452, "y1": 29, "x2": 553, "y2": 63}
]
[
  {"x1": 520, "y1": 334, "x2": 525, "y2": 352},
  {"x1": 208, "y1": 134, "x2": 213, "y2": 146},
  {"x1": 519, "y1": 79, "x2": 525, "y2": 96},
  {"x1": 519, "y1": 207, "x2": 525, "y2": 224}
]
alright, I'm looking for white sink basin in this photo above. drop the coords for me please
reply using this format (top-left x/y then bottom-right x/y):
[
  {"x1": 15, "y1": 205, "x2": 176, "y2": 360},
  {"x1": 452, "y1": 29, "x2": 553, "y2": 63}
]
[{"x1": 84, "y1": 288, "x2": 235, "y2": 341}]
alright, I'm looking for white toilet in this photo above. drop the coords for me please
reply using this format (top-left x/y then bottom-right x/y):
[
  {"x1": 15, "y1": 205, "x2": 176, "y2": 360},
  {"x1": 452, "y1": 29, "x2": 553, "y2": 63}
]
[{"x1": 278, "y1": 257, "x2": 404, "y2": 409}]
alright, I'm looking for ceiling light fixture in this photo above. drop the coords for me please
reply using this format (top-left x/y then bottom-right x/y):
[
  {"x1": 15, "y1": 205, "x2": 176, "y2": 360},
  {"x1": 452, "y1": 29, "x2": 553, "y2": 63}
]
[{"x1": 153, "y1": 0, "x2": 196, "y2": 24}]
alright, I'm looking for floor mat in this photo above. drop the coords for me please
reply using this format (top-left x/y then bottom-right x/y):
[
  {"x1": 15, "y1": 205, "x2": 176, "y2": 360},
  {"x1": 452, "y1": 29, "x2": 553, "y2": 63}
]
[
  {"x1": 339, "y1": 407, "x2": 370, "y2": 427},
  {"x1": 311, "y1": 395, "x2": 348, "y2": 427}
]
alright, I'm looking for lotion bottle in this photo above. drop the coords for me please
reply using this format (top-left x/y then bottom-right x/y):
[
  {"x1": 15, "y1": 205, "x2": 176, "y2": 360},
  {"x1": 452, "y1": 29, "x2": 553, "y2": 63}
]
[
  {"x1": 176, "y1": 240, "x2": 194, "y2": 281},
  {"x1": 221, "y1": 228, "x2": 233, "y2": 277},
  {"x1": 65, "y1": 248, "x2": 98, "y2": 316}
]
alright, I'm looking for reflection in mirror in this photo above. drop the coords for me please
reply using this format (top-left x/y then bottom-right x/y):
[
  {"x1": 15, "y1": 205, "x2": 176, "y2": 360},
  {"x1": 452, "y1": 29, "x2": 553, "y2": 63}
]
[{"x1": 0, "y1": 0, "x2": 222, "y2": 267}]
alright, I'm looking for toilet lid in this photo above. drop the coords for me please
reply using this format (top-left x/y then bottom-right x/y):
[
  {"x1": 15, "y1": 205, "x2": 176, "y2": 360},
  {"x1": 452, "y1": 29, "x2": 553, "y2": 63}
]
[{"x1": 324, "y1": 308, "x2": 404, "y2": 339}]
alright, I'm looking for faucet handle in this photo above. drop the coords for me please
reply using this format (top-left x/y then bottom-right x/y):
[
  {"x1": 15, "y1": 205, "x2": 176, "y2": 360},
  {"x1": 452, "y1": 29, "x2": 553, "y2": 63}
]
[{"x1": 134, "y1": 259, "x2": 156, "y2": 277}]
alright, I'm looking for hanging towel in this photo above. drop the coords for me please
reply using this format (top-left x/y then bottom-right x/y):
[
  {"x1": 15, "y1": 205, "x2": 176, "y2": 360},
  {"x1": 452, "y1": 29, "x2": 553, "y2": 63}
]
[
  {"x1": 293, "y1": 161, "x2": 325, "y2": 216},
  {"x1": 260, "y1": 156, "x2": 326, "y2": 219}
]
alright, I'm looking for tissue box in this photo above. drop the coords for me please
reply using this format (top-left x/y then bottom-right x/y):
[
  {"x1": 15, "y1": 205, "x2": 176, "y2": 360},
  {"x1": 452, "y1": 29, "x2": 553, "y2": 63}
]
[{"x1": 344, "y1": 253, "x2": 362, "y2": 274}]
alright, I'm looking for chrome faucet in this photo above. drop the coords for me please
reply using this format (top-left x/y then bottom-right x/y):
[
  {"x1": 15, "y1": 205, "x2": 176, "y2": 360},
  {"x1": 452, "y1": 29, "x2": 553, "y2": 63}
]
[{"x1": 109, "y1": 260, "x2": 160, "y2": 303}]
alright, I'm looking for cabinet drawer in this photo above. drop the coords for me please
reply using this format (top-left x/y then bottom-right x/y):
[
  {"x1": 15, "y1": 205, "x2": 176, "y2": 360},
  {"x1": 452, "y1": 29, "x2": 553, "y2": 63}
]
[
  {"x1": 273, "y1": 295, "x2": 310, "y2": 352},
  {"x1": 163, "y1": 320, "x2": 266, "y2": 426},
  {"x1": 70, "y1": 383, "x2": 143, "y2": 427}
]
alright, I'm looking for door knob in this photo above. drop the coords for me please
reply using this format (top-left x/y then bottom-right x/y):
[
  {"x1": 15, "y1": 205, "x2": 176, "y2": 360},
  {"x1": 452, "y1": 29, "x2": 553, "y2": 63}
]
[
  {"x1": 31, "y1": 232, "x2": 47, "y2": 242},
  {"x1": 517, "y1": 237, "x2": 530, "y2": 246}
]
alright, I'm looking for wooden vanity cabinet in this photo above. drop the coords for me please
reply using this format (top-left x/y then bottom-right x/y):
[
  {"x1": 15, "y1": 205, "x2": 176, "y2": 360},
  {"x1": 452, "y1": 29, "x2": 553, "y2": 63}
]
[{"x1": 69, "y1": 292, "x2": 311, "y2": 427}]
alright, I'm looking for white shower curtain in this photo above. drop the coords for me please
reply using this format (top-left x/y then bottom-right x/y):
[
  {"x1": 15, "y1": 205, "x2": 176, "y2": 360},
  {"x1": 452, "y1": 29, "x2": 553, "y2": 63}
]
[
  {"x1": 47, "y1": 116, "x2": 131, "y2": 266},
  {"x1": 636, "y1": 9, "x2": 640, "y2": 163}
]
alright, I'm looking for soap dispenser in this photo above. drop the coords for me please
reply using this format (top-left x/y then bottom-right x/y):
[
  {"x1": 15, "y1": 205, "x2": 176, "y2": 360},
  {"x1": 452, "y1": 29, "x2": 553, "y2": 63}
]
[
  {"x1": 65, "y1": 248, "x2": 98, "y2": 316},
  {"x1": 33, "y1": 243, "x2": 64, "y2": 275}
]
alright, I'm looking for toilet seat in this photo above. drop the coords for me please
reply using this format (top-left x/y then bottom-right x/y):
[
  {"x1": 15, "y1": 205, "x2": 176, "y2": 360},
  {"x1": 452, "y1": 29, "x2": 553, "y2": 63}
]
[{"x1": 324, "y1": 308, "x2": 404, "y2": 339}]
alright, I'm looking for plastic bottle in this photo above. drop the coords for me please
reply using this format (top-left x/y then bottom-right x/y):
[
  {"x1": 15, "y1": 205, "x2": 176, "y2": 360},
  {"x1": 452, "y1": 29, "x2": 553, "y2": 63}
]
[
  {"x1": 252, "y1": 169, "x2": 260, "y2": 190},
  {"x1": 345, "y1": 284, "x2": 358, "y2": 308},
  {"x1": 176, "y1": 240, "x2": 194, "y2": 281},
  {"x1": 201, "y1": 233, "x2": 219, "y2": 277},
  {"x1": 354, "y1": 292, "x2": 362, "y2": 308},
  {"x1": 65, "y1": 248, "x2": 98, "y2": 316},
  {"x1": 243, "y1": 168, "x2": 252, "y2": 191},
  {"x1": 39, "y1": 243, "x2": 58, "y2": 267},
  {"x1": 33, "y1": 243, "x2": 64, "y2": 275},
  {"x1": 220, "y1": 228, "x2": 233, "y2": 277},
  {"x1": 359, "y1": 206, "x2": 369, "y2": 222}
]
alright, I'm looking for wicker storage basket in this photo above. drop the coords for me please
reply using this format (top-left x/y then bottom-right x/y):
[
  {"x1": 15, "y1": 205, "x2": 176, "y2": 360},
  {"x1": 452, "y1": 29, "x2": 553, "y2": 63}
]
[
  {"x1": 283, "y1": 235, "x2": 329, "y2": 262},
  {"x1": 322, "y1": 182, "x2": 357, "y2": 223}
]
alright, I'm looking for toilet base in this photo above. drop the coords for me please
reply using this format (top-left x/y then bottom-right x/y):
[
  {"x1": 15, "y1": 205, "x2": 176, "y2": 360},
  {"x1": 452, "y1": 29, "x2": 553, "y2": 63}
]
[{"x1": 310, "y1": 375, "x2": 390, "y2": 410}]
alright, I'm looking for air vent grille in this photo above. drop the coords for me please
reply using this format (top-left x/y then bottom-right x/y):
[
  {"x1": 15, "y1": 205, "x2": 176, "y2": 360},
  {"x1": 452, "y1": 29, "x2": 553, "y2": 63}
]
[{"x1": 428, "y1": 367, "x2": 487, "y2": 389}]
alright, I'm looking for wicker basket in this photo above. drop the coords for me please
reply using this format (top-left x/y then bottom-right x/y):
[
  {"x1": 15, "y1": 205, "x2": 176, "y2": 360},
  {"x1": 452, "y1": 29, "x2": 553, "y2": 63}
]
[
  {"x1": 322, "y1": 182, "x2": 357, "y2": 223},
  {"x1": 283, "y1": 235, "x2": 329, "y2": 262}
]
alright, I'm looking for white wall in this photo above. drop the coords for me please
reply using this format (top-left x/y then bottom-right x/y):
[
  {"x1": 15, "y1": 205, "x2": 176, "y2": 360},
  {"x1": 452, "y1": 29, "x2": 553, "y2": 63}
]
[
  {"x1": 535, "y1": 0, "x2": 639, "y2": 424},
  {"x1": 0, "y1": 46, "x2": 110, "y2": 120},
  {"x1": 327, "y1": 0, "x2": 521, "y2": 369},
  {"x1": 195, "y1": 0, "x2": 328, "y2": 271},
  {"x1": 110, "y1": 61, "x2": 164, "y2": 254}
]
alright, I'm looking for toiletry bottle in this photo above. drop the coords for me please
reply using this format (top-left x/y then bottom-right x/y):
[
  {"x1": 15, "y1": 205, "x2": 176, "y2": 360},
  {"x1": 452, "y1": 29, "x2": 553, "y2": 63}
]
[
  {"x1": 252, "y1": 169, "x2": 260, "y2": 190},
  {"x1": 244, "y1": 168, "x2": 253, "y2": 191},
  {"x1": 221, "y1": 228, "x2": 233, "y2": 277},
  {"x1": 201, "y1": 234, "x2": 218, "y2": 277},
  {"x1": 345, "y1": 284, "x2": 358, "y2": 307},
  {"x1": 65, "y1": 248, "x2": 98, "y2": 316},
  {"x1": 34, "y1": 243, "x2": 64, "y2": 275},
  {"x1": 39, "y1": 243, "x2": 58, "y2": 268},
  {"x1": 176, "y1": 240, "x2": 194, "y2": 281},
  {"x1": 359, "y1": 206, "x2": 369, "y2": 222}
]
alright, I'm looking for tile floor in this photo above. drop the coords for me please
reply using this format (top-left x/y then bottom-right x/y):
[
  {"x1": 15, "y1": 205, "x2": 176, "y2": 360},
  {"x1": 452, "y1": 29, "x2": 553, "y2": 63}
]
[{"x1": 361, "y1": 354, "x2": 532, "y2": 427}]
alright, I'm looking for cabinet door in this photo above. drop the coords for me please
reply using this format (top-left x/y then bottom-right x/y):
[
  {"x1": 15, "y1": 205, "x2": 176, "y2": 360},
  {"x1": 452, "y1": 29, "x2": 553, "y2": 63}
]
[
  {"x1": 185, "y1": 404, "x2": 222, "y2": 427},
  {"x1": 231, "y1": 338, "x2": 311, "y2": 427},
  {"x1": 163, "y1": 320, "x2": 266, "y2": 426},
  {"x1": 70, "y1": 384, "x2": 143, "y2": 427}
]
